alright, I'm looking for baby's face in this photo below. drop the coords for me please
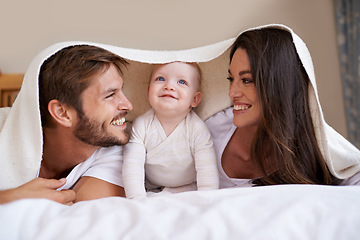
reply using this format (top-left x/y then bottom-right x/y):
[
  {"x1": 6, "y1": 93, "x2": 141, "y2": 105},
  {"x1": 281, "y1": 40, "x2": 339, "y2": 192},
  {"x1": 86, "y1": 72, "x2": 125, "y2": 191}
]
[{"x1": 148, "y1": 62, "x2": 201, "y2": 117}]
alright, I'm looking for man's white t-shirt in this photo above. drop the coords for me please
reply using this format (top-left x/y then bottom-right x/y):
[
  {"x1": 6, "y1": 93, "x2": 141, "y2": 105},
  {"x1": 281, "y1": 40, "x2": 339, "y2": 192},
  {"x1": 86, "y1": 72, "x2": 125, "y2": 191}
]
[{"x1": 42, "y1": 146, "x2": 124, "y2": 190}]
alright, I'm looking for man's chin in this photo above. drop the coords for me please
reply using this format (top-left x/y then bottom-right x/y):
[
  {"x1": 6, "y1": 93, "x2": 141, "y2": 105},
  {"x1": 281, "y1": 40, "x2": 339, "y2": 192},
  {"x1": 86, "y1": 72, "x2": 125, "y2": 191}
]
[
  {"x1": 96, "y1": 134, "x2": 130, "y2": 147},
  {"x1": 73, "y1": 115, "x2": 130, "y2": 148},
  {"x1": 76, "y1": 134, "x2": 129, "y2": 148},
  {"x1": 98, "y1": 139, "x2": 129, "y2": 147}
]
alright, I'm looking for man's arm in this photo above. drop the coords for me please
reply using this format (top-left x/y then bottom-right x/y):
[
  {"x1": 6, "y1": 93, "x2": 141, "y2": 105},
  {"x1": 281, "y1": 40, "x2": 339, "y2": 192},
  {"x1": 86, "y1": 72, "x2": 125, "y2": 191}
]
[
  {"x1": 72, "y1": 176, "x2": 125, "y2": 202},
  {"x1": 0, "y1": 178, "x2": 76, "y2": 205}
]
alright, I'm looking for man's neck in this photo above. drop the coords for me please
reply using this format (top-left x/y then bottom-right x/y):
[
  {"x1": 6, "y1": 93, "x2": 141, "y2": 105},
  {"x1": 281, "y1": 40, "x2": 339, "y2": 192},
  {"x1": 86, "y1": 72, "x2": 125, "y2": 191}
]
[{"x1": 40, "y1": 127, "x2": 99, "y2": 179}]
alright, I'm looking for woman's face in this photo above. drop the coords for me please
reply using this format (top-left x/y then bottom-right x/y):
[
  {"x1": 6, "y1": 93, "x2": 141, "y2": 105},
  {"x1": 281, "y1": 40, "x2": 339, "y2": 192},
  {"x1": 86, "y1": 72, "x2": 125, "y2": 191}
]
[{"x1": 228, "y1": 48, "x2": 261, "y2": 130}]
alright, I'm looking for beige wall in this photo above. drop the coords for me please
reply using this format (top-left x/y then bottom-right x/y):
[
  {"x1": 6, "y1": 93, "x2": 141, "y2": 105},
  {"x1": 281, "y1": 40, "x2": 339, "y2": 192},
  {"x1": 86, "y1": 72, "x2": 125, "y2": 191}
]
[{"x1": 0, "y1": 0, "x2": 347, "y2": 137}]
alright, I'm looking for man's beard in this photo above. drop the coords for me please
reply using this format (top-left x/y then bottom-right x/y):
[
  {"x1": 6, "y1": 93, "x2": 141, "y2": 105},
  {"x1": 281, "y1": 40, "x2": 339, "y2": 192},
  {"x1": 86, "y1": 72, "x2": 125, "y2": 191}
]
[{"x1": 74, "y1": 114, "x2": 129, "y2": 147}]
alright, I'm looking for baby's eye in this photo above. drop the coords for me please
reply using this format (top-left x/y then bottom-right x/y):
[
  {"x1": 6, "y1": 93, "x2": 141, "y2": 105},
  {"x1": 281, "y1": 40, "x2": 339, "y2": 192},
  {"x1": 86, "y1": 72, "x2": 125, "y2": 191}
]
[
  {"x1": 178, "y1": 79, "x2": 187, "y2": 85},
  {"x1": 157, "y1": 77, "x2": 165, "y2": 81}
]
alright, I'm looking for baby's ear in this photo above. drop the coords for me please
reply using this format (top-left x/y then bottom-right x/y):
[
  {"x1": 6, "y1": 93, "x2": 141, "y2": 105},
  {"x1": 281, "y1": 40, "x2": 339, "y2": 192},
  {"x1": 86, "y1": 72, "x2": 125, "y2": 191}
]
[
  {"x1": 47, "y1": 99, "x2": 77, "y2": 127},
  {"x1": 190, "y1": 91, "x2": 202, "y2": 108}
]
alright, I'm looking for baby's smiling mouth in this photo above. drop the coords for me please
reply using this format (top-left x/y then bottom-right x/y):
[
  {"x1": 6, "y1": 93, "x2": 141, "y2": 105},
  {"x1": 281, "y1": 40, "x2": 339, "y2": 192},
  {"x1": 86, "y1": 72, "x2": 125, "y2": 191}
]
[{"x1": 160, "y1": 94, "x2": 177, "y2": 99}]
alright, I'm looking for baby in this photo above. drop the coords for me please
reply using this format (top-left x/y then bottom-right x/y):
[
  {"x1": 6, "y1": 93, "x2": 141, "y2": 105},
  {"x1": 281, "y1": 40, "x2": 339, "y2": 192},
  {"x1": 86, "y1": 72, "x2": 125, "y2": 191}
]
[{"x1": 123, "y1": 62, "x2": 219, "y2": 199}]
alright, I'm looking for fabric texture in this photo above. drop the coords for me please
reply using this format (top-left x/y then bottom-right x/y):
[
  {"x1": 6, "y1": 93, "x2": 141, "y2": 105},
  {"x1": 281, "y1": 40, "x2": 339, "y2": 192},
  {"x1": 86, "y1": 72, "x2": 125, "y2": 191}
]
[
  {"x1": 0, "y1": 24, "x2": 359, "y2": 190},
  {"x1": 2, "y1": 185, "x2": 360, "y2": 240},
  {"x1": 123, "y1": 109, "x2": 218, "y2": 199},
  {"x1": 58, "y1": 146, "x2": 125, "y2": 190}
]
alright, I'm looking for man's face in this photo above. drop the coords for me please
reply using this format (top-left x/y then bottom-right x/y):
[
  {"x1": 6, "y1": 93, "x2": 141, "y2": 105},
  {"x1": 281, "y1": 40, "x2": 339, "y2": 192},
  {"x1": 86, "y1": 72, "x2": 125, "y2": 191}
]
[{"x1": 74, "y1": 64, "x2": 133, "y2": 147}]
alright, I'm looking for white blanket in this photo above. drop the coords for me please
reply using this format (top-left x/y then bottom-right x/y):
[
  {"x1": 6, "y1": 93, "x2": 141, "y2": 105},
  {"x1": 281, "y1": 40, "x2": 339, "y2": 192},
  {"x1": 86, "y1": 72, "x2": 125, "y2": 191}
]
[{"x1": 1, "y1": 185, "x2": 360, "y2": 240}]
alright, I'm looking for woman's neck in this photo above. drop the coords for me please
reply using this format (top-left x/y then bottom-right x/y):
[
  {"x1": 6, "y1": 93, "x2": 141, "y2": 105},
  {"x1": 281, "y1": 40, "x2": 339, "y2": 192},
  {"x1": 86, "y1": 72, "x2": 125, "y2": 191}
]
[{"x1": 221, "y1": 127, "x2": 263, "y2": 179}]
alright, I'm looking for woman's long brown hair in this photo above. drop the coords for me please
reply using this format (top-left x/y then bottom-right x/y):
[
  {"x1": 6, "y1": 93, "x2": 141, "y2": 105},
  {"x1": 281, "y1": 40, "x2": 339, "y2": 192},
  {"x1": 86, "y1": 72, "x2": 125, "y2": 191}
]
[{"x1": 230, "y1": 28, "x2": 336, "y2": 185}]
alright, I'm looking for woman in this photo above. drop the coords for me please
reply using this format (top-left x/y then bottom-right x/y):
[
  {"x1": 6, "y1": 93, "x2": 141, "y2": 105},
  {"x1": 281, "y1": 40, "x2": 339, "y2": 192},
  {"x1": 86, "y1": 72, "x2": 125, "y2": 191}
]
[{"x1": 206, "y1": 26, "x2": 360, "y2": 187}]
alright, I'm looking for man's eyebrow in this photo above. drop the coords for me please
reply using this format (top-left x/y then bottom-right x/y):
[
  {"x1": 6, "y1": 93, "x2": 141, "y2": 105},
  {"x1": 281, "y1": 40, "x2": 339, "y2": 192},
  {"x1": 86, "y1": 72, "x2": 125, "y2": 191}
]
[{"x1": 103, "y1": 88, "x2": 118, "y2": 95}]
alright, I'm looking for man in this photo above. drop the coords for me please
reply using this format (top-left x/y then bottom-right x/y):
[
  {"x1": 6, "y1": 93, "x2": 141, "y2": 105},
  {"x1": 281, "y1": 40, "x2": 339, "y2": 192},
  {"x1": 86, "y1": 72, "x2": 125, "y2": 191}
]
[{"x1": 0, "y1": 45, "x2": 132, "y2": 204}]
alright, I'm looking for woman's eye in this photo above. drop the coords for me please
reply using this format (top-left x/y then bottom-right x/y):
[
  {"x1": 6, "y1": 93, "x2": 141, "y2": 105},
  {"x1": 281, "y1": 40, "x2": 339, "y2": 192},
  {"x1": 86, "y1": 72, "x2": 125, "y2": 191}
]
[
  {"x1": 178, "y1": 79, "x2": 187, "y2": 85},
  {"x1": 242, "y1": 78, "x2": 254, "y2": 84},
  {"x1": 227, "y1": 77, "x2": 234, "y2": 83},
  {"x1": 157, "y1": 77, "x2": 165, "y2": 81}
]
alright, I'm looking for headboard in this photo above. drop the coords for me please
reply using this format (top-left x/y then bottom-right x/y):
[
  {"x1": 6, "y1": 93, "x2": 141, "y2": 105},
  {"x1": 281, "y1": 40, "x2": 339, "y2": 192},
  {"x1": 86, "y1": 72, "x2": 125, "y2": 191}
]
[{"x1": 0, "y1": 73, "x2": 24, "y2": 107}]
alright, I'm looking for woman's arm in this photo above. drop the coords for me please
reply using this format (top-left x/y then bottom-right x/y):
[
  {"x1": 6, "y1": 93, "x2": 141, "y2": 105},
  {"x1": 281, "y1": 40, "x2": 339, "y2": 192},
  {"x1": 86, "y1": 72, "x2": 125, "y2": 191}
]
[{"x1": 0, "y1": 178, "x2": 75, "y2": 205}]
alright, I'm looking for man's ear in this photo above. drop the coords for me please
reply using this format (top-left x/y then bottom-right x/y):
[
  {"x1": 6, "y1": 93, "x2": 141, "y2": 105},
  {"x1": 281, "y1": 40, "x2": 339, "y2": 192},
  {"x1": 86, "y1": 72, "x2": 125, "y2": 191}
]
[
  {"x1": 190, "y1": 91, "x2": 202, "y2": 108},
  {"x1": 47, "y1": 99, "x2": 77, "y2": 127}
]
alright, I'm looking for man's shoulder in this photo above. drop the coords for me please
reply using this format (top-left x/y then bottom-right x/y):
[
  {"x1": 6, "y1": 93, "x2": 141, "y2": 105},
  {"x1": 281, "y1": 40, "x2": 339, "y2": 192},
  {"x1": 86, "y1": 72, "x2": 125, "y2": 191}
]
[{"x1": 94, "y1": 146, "x2": 124, "y2": 159}]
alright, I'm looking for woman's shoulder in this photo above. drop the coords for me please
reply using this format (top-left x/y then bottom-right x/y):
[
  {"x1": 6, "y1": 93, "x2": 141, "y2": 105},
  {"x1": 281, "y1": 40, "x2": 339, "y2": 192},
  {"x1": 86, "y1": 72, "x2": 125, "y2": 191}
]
[
  {"x1": 205, "y1": 107, "x2": 233, "y2": 127},
  {"x1": 339, "y1": 171, "x2": 360, "y2": 186},
  {"x1": 205, "y1": 107, "x2": 234, "y2": 137}
]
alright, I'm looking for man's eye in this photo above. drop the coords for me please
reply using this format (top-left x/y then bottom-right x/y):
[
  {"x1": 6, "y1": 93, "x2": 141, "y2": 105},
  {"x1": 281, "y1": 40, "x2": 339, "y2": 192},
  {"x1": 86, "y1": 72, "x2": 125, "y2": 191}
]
[
  {"x1": 178, "y1": 79, "x2": 187, "y2": 85},
  {"x1": 105, "y1": 93, "x2": 115, "y2": 99},
  {"x1": 157, "y1": 77, "x2": 165, "y2": 81},
  {"x1": 227, "y1": 77, "x2": 234, "y2": 83}
]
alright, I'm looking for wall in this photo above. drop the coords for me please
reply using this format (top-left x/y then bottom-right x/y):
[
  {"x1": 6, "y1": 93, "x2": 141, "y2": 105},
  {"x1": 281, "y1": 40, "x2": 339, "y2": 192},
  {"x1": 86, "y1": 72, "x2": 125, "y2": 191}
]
[{"x1": 0, "y1": 0, "x2": 347, "y2": 137}]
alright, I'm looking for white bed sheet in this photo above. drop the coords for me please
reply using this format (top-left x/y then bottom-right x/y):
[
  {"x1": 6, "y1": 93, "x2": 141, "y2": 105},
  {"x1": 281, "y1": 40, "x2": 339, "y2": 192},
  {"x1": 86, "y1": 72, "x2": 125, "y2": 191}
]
[{"x1": 1, "y1": 184, "x2": 360, "y2": 240}]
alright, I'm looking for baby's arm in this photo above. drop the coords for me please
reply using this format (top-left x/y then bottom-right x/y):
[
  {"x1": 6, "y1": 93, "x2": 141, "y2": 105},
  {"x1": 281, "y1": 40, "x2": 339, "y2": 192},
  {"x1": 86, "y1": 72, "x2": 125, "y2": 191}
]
[
  {"x1": 193, "y1": 121, "x2": 219, "y2": 190},
  {"x1": 195, "y1": 146, "x2": 219, "y2": 190},
  {"x1": 123, "y1": 121, "x2": 147, "y2": 199}
]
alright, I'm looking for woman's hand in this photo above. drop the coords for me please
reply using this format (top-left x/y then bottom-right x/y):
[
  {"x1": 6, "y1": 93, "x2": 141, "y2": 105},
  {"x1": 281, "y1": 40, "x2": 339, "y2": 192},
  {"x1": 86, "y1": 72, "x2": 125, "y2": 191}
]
[{"x1": 0, "y1": 178, "x2": 76, "y2": 205}]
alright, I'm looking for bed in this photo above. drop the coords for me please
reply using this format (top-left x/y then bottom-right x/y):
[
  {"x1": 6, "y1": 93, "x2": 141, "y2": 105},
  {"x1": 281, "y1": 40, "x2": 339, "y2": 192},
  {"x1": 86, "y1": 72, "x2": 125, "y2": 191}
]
[
  {"x1": 1, "y1": 24, "x2": 360, "y2": 240},
  {"x1": 1, "y1": 185, "x2": 360, "y2": 239}
]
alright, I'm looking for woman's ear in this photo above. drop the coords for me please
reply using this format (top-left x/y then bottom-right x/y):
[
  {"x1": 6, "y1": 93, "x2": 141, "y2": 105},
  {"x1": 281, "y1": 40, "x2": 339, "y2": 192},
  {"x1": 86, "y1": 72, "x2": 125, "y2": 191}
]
[
  {"x1": 190, "y1": 91, "x2": 202, "y2": 108},
  {"x1": 47, "y1": 99, "x2": 77, "y2": 127}
]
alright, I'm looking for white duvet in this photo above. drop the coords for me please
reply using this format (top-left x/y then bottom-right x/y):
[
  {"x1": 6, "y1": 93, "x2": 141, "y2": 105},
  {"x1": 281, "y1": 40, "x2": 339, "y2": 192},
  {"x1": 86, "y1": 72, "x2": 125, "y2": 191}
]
[{"x1": 1, "y1": 185, "x2": 360, "y2": 240}]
